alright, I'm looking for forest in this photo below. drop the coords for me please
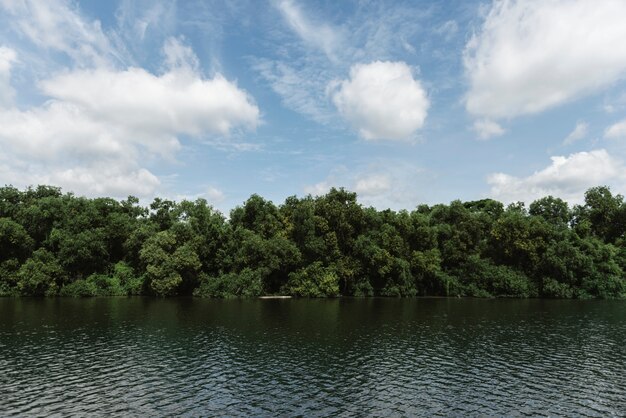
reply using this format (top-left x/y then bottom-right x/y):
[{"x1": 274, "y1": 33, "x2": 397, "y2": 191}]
[{"x1": 0, "y1": 185, "x2": 625, "y2": 298}]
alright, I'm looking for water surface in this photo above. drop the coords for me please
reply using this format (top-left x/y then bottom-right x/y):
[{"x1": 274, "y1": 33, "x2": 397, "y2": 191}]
[{"x1": 1, "y1": 298, "x2": 625, "y2": 416}]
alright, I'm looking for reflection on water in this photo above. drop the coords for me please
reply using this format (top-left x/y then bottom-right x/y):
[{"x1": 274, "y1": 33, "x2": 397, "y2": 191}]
[{"x1": 1, "y1": 298, "x2": 625, "y2": 416}]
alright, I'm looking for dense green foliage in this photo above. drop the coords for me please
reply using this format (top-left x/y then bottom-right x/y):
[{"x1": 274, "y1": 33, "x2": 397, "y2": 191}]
[{"x1": 1, "y1": 185, "x2": 625, "y2": 298}]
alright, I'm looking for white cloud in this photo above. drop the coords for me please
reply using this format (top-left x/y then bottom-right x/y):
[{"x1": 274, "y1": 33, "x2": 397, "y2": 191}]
[
  {"x1": 0, "y1": 101, "x2": 163, "y2": 197},
  {"x1": 175, "y1": 185, "x2": 225, "y2": 205},
  {"x1": 354, "y1": 174, "x2": 391, "y2": 196},
  {"x1": 0, "y1": 46, "x2": 15, "y2": 73},
  {"x1": 162, "y1": 37, "x2": 199, "y2": 72},
  {"x1": 0, "y1": 46, "x2": 16, "y2": 105},
  {"x1": 203, "y1": 186, "x2": 225, "y2": 204},
  {"x1": 473, "y1": 119, "x2": 505, "y2": 140},
  {"x1": 465, "y1": 0, "x2": 626, "y2": 119},
  {"x1": 304, "y1": 162, "x2": 427, "y2": 210},
  {"x1": 256, "y1": 2, "x2": 429, "y2": 127},
  {"x1": 0, "y1": 155, "x2": 160, "y2": 198},
  {"x1": 304, "y1": 180, "x2": 332, "y2": 196},
  {"x1": 304, "y1": 174, "x2": 393, "y2": 200},
  {"x1": 40, "y1": 67, "x2": 259, "y2": 141},
  {"x1": 116, "y1": 1, "x2": 175, "y2": 42},
  {"x1": 48, "y1": 165, "x2": 160, "y2": 197},
  {"x1": 0, "y1": 0, "x2": 126, "y2": 67},
  {"x1": 330, "y1": 61, "x2": 429, "y2": 141},
  {"x1": 604, "y1": 118, "x2": 626, "y2": 139},
  {"x1": 563, "y1": 121, "x2": 589, "y2": 145},
  {"x1": 0, "y1": 36, "x2": 260, "y2": 198},
  {"x1": 487, "y1": 149, "x2": 625, "y2": 204},
  {"x1": 274, "y1": 0, "x2": 340, "y2": 59},
  {"x1": 0, "y1": 101, "x2": 155, "y2": 162}
]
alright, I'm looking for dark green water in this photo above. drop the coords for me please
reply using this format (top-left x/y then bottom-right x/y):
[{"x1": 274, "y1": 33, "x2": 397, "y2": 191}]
[{"x1": 1, "y1": 298, "x2": 625, "y2": 416}]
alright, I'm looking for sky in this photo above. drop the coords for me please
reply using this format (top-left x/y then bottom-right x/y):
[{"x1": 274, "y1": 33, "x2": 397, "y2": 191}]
[{"x1": 2, "y1": 0, "x2": 626, "y2": 213}]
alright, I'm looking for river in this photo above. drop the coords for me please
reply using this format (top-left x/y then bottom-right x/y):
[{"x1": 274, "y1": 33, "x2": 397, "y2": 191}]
[{"x1": 1, "y1": 298, "x2": 625, "y2": 416}]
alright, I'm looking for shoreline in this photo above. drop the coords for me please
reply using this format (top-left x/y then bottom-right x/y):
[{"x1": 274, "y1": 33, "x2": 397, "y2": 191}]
[{"x1": 0, "y1": 294, "x2": 622, "y2": 300}]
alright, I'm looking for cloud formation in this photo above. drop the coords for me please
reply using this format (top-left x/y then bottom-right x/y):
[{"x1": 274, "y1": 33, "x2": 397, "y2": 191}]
[
  {"x1": 0, "y1": 1, "x2": 261, "y2": 199},
  {"x1": 487, "y1": 149, "x2": 625, "y2": 204},
  {"x1": 0, "y1": 58, "x2": 259, "y2": 196},
  {"x1": 0, "y1": 46, "x2": 16, "y2": 105},
  {"x1": 41, "y1": 66, "x2": 259, "y2": 141},
  {"x1": 330, "y1": 61, "x2": 429, "y2": 141},
  {"x1": 1, "y1": 0, "x2": 125, "y2": 67},
  {"x1": 274, "y1": 0, "x2": 340, "y2": 59},
  {"x1": 305, "y1": 173, "x2": 392, "y2": 198},
  {"x1": 258, "y1": 2, "x2": 431, "y2": 131},
  {"x1": 354, "y1": 174, "x2": 391, "y2": 196},
  {"x1": 563, "y1": 121, "x2": 588, "y2": 145},
  {"x1": 465, "y1": 0, "x2": 626, "y2": 119},
  {"x1": 303, "y1": 161, "x2": 426, "y2": 210},
  {"x1": 473, "y1": 119, "x2": 505, "y2": 140},
  {"x1": 604, "y1": 118, "x2": 626, "y2": 139}
]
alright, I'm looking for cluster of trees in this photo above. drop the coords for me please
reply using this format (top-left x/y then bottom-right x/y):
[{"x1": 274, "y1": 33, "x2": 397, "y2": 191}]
[{"x1": 0, "y1": 185, "x2": 625, "y2": 298}]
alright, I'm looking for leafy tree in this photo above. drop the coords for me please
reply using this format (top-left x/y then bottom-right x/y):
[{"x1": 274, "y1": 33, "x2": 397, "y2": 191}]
[
  {"x1": 17, "y1": 249, "x2": 64, "y2": 296},
  {"x1": 230, "y1": 194, "x2": 282, "y2": 239},
  {"x1": 529, "y1": 196, "x2": 570, "y2": 227},
  {"x1": 1, "y1": 184, "x2": 625, "y2": 299},
  {"x1": 176, "y1": 199, "x2": 227, "y2": 276},
  {"x1": 140, "y1": 230, "x2": 201, "y2": 296},
  {"x1": 574, "y1": 186, "x2": 625, "y2": 243},
  {"x1": 226, "y1": 228, "x2": 301, "y2": 293},
  {"x1": 48, "y1": 227, "x2": 109, "y2": 278},
  {"x1": 0, "y1": 218, "x2": 34, "y2": 263},
  {"x1": 314, "y1": 188, "x2": 364, "y2": 255}
]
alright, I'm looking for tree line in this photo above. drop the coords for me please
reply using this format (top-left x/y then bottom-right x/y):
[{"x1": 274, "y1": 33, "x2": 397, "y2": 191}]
[{"x1": 0, "y1": 185, "x2": 624, "y2": 298}]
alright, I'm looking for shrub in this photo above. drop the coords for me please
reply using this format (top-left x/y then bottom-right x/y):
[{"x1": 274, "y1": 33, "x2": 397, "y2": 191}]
[
  {"x1": 490, "y1": 266, "x2": 534, "y2": 297},
  {"x1": 282, "y1": 262, "x2": 340, "y2": 297},
  {"x1": 60, "y1": 279, "x2": 98, "y2": 297},
  {"x1": 542, "y1": 277, "x2": 573, "y2": 298},
  {"x1": 352, "y1": 279, "x2": 374, "y2": 297},
  {"x1": 59, "y1": 274, "x2": 125, "y2": 297},
  {"x1": 194, "y1": 268, "x2": 263, "y2": 298},
  {"x1": 112, "y1": 262, "x2": 143, "y2": 295}
]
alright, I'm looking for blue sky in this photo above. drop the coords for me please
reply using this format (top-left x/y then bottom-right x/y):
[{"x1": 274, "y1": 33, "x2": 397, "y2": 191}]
[{"x1": 1, "y1": 0, "x2": 626, "y2": 213}]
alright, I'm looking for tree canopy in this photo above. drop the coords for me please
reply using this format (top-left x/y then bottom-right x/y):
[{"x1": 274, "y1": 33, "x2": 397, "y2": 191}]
[{"x1": 0, "y1": 185, "x2": 624, "y2": 299}]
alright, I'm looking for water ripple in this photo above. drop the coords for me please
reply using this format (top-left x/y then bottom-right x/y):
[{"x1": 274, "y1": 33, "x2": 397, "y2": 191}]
[{"x1": 1, "y1": 298, "x2": 625, "y2": 416}]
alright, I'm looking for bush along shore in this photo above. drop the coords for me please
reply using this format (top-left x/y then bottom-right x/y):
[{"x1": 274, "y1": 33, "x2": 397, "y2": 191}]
[{"x1": 0, "y1": 185, "x2": 625, "y2": 299}]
